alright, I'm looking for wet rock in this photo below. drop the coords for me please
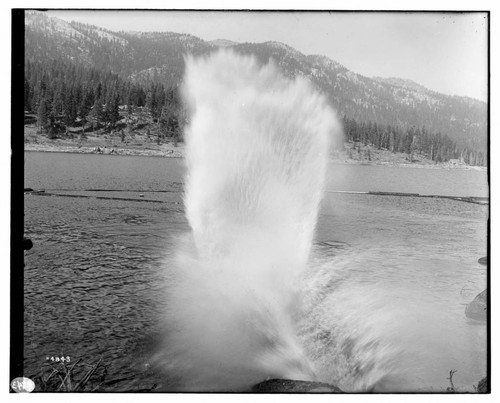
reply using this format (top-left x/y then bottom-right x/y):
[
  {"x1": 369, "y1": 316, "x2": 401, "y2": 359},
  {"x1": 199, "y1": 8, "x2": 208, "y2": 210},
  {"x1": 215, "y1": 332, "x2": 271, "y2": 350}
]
[
  {"x1": 476, "y1": 376, "x2": 488, "y2": 393},
  {"x1": 252, "y1": 378, "x2": 343, "y2": 393},
  {"x1": 23, "y1": 237, "x2": 33, "y2": 251},
  {"x1": 465, "y1": 289, "x2": 487, "y2": 321}
]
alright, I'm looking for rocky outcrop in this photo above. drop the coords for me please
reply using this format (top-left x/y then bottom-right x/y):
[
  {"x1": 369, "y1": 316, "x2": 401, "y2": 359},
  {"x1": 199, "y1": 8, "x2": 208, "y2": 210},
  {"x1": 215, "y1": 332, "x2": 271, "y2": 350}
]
[
  {"x1": 465, "y1": 256, "x2": 488, "y2": 321},
  {"x1": 252, "y1": 379, "x2": 343, "y2": 393},
  {"x1": 465, "y1": 289, "x2": 487, "y2": 321},
  {"x1": 476, "y1": 376, "x2": 488, "y2": 393}
]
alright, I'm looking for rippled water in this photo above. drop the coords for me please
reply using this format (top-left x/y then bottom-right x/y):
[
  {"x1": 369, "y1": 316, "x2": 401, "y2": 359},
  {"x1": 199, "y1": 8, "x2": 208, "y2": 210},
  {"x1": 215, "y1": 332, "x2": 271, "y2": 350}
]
[
  {"x1": 305, "y1": 193, "x2": 487, "y2": 392},
  {"x1": 23, "y1": 152, "x2": 488, "y2": 392}
]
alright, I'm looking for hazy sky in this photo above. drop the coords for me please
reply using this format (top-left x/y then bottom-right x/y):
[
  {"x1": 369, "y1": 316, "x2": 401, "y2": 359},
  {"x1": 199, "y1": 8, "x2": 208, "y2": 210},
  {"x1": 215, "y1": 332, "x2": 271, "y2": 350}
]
[{"x1": 46, "y1": 10, "x2": 488, "y2": 101}]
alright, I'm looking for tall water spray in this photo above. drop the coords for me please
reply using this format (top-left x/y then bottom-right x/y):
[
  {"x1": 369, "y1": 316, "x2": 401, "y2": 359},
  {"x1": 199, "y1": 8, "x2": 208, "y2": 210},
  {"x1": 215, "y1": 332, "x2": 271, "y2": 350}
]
[{"x1": 159, "y1": 50, "x2": 341, "y2": 391}]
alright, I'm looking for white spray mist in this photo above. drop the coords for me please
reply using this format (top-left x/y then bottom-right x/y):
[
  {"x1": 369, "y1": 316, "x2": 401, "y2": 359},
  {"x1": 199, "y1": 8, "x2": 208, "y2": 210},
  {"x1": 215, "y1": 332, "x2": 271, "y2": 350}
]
[{"x1": 158, "y1": 50, "x2": 341, "y2": 391}]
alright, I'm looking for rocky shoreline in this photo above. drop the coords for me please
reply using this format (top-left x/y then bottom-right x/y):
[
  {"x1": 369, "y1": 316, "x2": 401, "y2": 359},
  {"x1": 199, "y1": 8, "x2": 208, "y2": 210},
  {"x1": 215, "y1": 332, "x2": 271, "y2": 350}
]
[
  {"x1": 24, "y1": 141, "x2": 486, "y2": 171},
  {"x1": 23, "y1": 124, "x2": 487, "y2": 170},
  {"x1": 24, "y1": 143, "x2": 183, "y2": 158}
]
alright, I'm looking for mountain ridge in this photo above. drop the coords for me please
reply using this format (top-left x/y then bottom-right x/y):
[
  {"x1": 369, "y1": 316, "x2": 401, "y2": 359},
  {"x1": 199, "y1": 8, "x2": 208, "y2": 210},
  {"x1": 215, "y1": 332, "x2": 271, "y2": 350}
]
[{"x1": 24, "y1": 10, "x2": 487, "y2": 154}]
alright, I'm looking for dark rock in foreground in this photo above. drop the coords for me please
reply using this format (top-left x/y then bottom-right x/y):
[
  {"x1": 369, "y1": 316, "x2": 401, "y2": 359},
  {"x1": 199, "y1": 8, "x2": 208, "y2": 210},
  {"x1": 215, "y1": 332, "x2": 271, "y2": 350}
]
[
  {"x1": 476, "y1": 376, "x2": 488, "y2": 393},
  {"x1": 465, "y1": 289, "x2": 487, "y2": 321},
  {"x1": 23, "y1": 237, "x2": 33, "y2": 251},
  {"x1": 252, "y1": 378, "x2": 343, "y2": 393}
]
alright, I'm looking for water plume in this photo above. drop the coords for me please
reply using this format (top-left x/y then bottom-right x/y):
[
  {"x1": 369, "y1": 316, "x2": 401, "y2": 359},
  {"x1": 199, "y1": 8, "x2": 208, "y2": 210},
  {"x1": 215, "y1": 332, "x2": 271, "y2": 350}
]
[{"x1": 158, "y1": 50, "x2": 341, "y2": 391}]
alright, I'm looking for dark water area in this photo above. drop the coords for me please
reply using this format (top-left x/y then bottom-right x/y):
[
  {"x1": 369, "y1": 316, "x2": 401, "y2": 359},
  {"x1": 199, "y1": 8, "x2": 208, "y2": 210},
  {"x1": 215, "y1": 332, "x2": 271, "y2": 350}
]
[
  {"x1": 23, "y1": 152, "x2": 488, "y2": 392},
  {"x1": 23, "y1": 196, "x2": 186, "y2": 391}
]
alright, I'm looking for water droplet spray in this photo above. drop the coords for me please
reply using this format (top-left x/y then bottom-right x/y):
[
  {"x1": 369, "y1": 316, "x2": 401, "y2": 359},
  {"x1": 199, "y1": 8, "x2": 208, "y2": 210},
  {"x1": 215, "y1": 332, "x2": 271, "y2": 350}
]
[{"x1": 157, "y1": 50, "x2": 341, "y2": 391}]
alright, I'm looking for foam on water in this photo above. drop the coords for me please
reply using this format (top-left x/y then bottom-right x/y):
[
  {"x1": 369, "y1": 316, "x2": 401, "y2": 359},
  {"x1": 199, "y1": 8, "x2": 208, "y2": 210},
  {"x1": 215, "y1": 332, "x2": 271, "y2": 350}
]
[{"x1": 157, "y1": 50, "x2": 341, "y2": 391}]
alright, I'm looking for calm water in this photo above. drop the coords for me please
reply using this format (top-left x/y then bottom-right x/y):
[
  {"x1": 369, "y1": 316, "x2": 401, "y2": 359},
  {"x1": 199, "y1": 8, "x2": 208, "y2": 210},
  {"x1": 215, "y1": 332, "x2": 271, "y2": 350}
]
[{"x1": 23, "y1": 151, "x2": 488, "y2": 392}]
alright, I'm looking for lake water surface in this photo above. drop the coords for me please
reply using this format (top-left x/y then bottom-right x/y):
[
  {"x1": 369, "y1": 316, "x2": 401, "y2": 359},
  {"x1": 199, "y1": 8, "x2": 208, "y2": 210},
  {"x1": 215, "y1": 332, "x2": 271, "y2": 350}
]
[{"x1": 23, "y1": 151, "x2": 488, "y2": 392}]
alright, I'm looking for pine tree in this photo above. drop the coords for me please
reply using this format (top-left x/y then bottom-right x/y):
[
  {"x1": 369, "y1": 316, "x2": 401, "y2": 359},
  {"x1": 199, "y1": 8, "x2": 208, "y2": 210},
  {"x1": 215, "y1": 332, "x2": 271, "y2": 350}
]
[
  {"x1": 146, "y1": 83, "x2": 165, "y2": 124},
  {"x1": 63, "y1": 88, "x2": 77, "y2": 135},
  {"x1": 37, "y1": 97, "x2": 50, "y2": 134},
  {"x1": 24, "y1": 77, "x2": 32, "y2": 112},
  {"x1": 79, "y1": 88, "x2": 94, "y2": 135},
  {"x1": 52, "y1": 81, "x2": 65, "y2": 117},
  {"x1": 88, "y1": 97, "x2": 103, "y2": 133},
  {"x1": 146, "y1": 85, "x2": 157, "y2": 122},
  {"x1": 107, "y1": 92, "x2": 120, "y2": 130},
  {"x1": 410, "y1": 134, "x2": 419, "y2": 162}
]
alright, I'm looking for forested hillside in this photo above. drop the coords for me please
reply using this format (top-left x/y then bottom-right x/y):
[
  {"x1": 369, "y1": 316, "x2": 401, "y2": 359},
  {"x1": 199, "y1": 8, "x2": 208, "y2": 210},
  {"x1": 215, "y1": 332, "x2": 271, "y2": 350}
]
[{"x1": 24, "y1": 10, "x2": 488, "y2": 166}]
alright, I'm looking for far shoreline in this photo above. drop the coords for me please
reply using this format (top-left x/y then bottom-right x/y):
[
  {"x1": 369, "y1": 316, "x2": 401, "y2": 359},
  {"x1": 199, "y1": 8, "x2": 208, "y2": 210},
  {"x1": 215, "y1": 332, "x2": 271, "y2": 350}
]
[{"x1": 24, "y1": 143, "x2": 487, "y2": 172}]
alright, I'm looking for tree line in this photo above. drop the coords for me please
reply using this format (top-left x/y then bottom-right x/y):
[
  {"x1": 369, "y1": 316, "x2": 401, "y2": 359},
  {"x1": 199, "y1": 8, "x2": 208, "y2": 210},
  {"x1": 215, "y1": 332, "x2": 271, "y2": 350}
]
[
  {"x1": 24, "y1": 59, "x2": 184, "y2": 141},
  {"x1": 24, "y1": 58, "x2": 486, "y2": 166},
  {"x1": 341, "y1": 116, "x2": 487, "y2": 166}
]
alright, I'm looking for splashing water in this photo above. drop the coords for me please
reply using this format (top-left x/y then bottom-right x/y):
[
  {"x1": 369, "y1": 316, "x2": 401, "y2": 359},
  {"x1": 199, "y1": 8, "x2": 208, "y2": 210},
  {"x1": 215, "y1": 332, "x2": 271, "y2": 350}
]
[{"x1": 156, "y1": 50, "x2": 341, "y2": 391}]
